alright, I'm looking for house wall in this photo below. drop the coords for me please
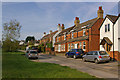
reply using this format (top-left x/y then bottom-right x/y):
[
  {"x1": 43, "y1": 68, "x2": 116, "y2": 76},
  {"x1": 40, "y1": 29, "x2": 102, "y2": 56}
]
[
  {"x1": 117, "y1": 17, "x2": 120, "y2": 53},
  {"x1": 53, "y1": 31, "x2": 61, "y2": 47},
  {"x1": 100, "y1": 17, "x2": 114, "y2": 51},
  {"x1": 89, "y1": 18, "x2": 103, "y2": 51},
  {"x1": 114, "y1": 17, "x2": 118, "y2": 51}
]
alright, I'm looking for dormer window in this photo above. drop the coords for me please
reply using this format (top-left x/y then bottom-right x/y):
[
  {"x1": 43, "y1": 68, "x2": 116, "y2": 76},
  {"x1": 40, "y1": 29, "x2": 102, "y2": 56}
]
[
  {"x1": 72, "y1": 32, "x2": 74, "y2": 39},
  {"x1": 83, "y1": 29, "x2": 86, "y2": 36}
]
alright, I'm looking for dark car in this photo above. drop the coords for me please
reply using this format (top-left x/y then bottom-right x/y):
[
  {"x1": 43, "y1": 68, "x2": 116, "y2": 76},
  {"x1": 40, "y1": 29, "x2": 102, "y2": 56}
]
[{"x1": 65, "y1": 49, "x2": 84, "y2": 59}]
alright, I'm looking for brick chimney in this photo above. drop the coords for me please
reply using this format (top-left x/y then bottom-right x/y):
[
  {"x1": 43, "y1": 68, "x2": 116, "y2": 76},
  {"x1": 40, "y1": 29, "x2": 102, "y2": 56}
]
[
  {"x1": 97, "y1": 6, "x2": 104, "y2": 18},
  {"x1": 43, "y1": 32, "x2": 46, "y2": 36},
  {"x1": 61, "y1": 24, "x2": 65, "y2": 31},
  {"x1": 49, "y1": 30, "x2": 52, "y2": 34},
  {"x1": 74, "y1": 17, "x2": 80, "y2": 26}
]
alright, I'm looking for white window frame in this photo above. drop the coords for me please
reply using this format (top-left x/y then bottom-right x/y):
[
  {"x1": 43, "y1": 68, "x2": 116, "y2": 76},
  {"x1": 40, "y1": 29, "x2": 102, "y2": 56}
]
[
  {"x1": 64, "y1": 34, "x2": 66, "y2": 40},
  {"x1": 105, "y1": 24, "x2": 107, "y2": 32},
  {"x1": 108, "y1": 24, "x2": 110, "y2": 31},
  {"x1": 80, "y1": 42, "x2": 82, "y2": 49},
  {"x1": 83, "y1": 29, "x2": 86, "y2": 36},
  {"x1": 83, "y1": 42, "x2": 86, "y2": 51},
  {"x1": 64, "y1": 44, "x2": 65, "y2": 51},
  {"x1": 68, "y1": 44, "x2": 70, "y2": 51}
]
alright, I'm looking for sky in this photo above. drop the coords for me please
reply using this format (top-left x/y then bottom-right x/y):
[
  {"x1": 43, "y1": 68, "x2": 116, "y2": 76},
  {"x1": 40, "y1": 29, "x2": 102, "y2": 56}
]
[{"x1": 2, "y1": 2, "x2": 119, "y2": 40}]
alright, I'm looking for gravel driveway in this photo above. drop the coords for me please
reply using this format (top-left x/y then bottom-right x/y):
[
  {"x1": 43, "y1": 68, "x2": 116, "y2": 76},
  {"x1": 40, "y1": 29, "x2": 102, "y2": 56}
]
[{"x1": 31, "y1": 53, "x2": 119, "y2": 79}]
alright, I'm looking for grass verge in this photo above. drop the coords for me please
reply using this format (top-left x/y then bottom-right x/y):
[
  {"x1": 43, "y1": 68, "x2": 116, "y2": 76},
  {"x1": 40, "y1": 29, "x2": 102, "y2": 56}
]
[{"x1": 2, "y1": 51, "x2": 103, "y2": 79}]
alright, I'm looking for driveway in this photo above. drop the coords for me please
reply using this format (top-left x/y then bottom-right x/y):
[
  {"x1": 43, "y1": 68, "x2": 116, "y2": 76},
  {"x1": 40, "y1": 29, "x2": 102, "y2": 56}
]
[{"x1": 31, "y1": 53, "x2": 119, "y2": 79}]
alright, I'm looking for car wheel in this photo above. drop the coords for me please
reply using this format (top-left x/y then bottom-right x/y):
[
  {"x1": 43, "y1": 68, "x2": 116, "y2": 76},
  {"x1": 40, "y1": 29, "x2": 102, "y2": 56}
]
[
  {"x1": 66, "y1": 54, "x2": 69, "y2": 58},
  {"x1": 82, "y1": 58, "x2": 86, "y2": 62},
  {"x1": 94, "y1": 59, "x2": 99, "y2": 64},
  {"x1": 73, "y1": 55, "x2": 77, "y2": 59}
]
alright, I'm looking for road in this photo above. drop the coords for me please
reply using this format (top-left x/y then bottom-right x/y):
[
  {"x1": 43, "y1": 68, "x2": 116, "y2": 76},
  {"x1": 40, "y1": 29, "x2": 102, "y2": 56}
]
[{"x1": 31, "y1": 53, "x2": 119, "y2": 79}]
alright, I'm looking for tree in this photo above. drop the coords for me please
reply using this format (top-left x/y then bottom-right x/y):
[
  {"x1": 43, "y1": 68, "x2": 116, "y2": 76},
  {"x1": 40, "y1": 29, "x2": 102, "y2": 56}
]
[
  {"x1": 2, "y1": 20, "x2": 22, "y2": 52},
  {"x1": 25, "y1": 36, "x2": 35, "y2": 44}
]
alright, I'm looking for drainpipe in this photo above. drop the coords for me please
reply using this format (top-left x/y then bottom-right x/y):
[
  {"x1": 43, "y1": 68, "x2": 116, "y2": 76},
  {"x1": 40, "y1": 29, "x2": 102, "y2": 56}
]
[
  {"x1": 113, "y1": 23, "x2": 115, "y2": 61},
  {"x1": 87, "y1": 29, "x2": 89, "y2": 52}
]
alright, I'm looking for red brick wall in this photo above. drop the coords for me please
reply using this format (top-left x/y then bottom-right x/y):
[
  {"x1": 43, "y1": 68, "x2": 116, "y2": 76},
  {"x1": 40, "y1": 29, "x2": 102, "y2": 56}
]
[
  {"x1": 67, "y1": 33, "x2": 71, "y2": 40},
  {"x1": 78, "y1": 30, "x2": 83, "y2": 37},
  {"x1": 73, "y1": 32, "x2": 78, "y2": 38},
  {"x1": 89, "y1": 18, "x2": 103, "y2": 51},
  {"x1": 109, "y1": 51, "x2": 120, "y2": 61}
]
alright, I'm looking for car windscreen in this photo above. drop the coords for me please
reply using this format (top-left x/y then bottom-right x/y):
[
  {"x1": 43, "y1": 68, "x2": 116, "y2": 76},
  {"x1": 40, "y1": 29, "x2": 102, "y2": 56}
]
[
  {"x1": 76, "y1": 49, "x2": 83, "y2": 52},
  {"x1": 99, "y1": 51, "x2": 108, "y2": 55},
  {"x1": 30, "y1": 51, "x2": 38, "y2": 54}
]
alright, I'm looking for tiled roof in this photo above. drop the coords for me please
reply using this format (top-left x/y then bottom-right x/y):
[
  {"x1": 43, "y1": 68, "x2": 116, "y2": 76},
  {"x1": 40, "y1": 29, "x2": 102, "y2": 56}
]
[
  {"x1": 72, "y1": 18, "x2": 98, "y2": 32},
  {"x1": 57, "y1": 26, "x2": 75, "y2": 37},
  {"x1": 41, "y1": 31, "x2": 58, "y2": 40},
  {"x1": 55, "y1": 36, "x2": 88, "y2": 44},
  {"x1": 99, "y1": 14, "x2": 118, "y2": 30},
  {"x1": 100, "y1": 37, "x2": 113, "y2": 45},
  {"x1": 67, "y1": 36, "x2": 89, "y2": 42},
  {"x1": 106, "y1": 14, "x2": 118, "y2": 23}
]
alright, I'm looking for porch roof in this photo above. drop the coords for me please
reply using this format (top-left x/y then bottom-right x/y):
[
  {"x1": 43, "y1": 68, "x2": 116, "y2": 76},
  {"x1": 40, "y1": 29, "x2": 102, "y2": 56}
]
[{"x1": 100, "y1": 37, "x2": 113, "y2": 45}]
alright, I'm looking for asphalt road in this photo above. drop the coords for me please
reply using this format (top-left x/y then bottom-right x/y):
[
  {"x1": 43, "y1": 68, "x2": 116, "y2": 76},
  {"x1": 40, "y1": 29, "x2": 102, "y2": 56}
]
[{"x1": 31, "y1": 53, "x2": 119, "y2": 79}]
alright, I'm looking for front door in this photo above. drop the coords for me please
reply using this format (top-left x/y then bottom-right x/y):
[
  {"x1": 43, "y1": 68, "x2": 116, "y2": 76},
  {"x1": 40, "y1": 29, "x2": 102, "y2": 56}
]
[{"x1": 105, "y1": 43, "x2": 111, "y2": 55}]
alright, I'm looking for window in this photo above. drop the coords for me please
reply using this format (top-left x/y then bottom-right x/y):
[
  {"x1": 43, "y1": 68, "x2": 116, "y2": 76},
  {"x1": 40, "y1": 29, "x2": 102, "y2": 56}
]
[
  {"x1": 83, "y1": 42, "x2": 86, "y2": 50},
  {"x1": 71, "y1": 43, "x2": 74, "y2": 49},
  {"x1": 94, "y1": 52, "x2": 98, "y2": 55},
  {"x1": 64, "y1": 44, "x2": 65, "y2": 51},
  {"x1": 83, "y1": 29, "x2": 86, "y2": 36},
  {"x1": 80, "y1": 42, "x2": 82, "y2": 49},
  {"x1": 87, "y1": 52, "x2": 93, "y2": 55},
  {"x1": 108, "y1": 24, "x2": 110, "y2": 31},
  {"x1": 99, "y1": 51, "x2": 108, "y2": 55},
  {"x1": 64, "y1": 34, "x2": 66, "y2": 40},
  {"x1": 105, "y1": 25, "x2": 107, "y2": 32},
  {"x1": 57, "y1": 37, "x2": 59, "y2": 42},
  {"x1": 68, "y1": 44, "x2": 70, "y2": 51}
]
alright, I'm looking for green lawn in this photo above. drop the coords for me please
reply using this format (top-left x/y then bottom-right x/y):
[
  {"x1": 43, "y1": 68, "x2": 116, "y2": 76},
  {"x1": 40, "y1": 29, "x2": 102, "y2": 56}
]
[{"x1": 2, "y1": 51, "x2": 102, "y2": 79}]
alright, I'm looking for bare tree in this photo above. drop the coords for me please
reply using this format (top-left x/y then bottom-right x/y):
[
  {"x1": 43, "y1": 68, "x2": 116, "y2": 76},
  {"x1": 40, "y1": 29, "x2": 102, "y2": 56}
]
[{"x1": 2, "y1": 20, "x2": 22, "y2": 52}]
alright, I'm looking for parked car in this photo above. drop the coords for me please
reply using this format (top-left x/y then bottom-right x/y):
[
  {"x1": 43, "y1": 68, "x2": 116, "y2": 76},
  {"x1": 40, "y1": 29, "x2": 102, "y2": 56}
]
[
  {"x1": 65, "y1": 49, "x2": 84, "y2": 59},
  {"x1": 82, "y1": 51, "x2": 110, "y2": 64},
  {"x1": 26, "y1": 50, "x2": 39, "y2": 59}
]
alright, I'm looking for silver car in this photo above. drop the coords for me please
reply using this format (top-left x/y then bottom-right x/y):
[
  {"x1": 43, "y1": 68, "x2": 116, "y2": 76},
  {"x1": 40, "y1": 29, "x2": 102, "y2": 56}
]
[
  {"x1": 26, "y1": 50, "x2": 38, "y2": 59},
  {"x1": 82, "y1": 51, "x2": 110, "y2": 64}
]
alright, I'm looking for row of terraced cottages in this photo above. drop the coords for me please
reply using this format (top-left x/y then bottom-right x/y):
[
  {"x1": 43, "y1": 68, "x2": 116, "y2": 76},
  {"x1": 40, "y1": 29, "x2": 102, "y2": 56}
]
[{"x1": 40, "y1": 6, "x2": 120, "y2": 61}]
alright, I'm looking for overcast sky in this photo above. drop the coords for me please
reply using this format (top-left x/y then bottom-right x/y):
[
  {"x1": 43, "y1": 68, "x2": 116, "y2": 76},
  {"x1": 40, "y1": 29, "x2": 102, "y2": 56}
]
[{"x1": 2, "y1": 2, "x2": 118, "y2": 40}]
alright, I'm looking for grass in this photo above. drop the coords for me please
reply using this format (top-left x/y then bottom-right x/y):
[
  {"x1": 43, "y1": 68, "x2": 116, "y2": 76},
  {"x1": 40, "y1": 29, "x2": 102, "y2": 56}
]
[{"x1": 2, "y1": 51, "x2": 103, "y2": 79}]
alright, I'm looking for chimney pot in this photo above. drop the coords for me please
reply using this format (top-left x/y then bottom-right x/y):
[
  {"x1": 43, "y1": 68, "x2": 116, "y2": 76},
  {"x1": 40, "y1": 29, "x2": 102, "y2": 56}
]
[
  {"x1": 58, "y1": 24, "x2": 60, "y2": 26},
  {"x1": 75, "y1": 17, "x2": 79, "y2": 20},
  {"x1": 44, "y1": 32, "x2": 46, "y2": 34},
  {"x1": 49, "y1": 30, "x2": 52, "y2": 34},
  {"x1": 62, "y1": 24, "x2": 64, "y2": 27},
  {"x1": 99, "y1": 6, "x2": 102, "y2": 10},
  {"x1": 97, "y1": 6, "x2": 104, "y2": 18}
]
